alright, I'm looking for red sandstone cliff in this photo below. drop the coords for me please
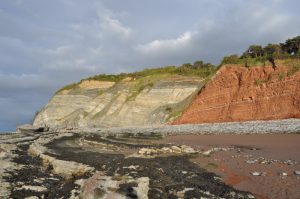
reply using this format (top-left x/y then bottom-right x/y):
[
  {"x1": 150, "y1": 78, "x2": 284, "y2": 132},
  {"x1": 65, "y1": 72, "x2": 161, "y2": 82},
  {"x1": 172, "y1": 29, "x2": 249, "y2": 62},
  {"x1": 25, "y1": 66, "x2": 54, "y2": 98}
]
[{"x1": 174, "y1": 65, "x2": 300, "y2": 124}]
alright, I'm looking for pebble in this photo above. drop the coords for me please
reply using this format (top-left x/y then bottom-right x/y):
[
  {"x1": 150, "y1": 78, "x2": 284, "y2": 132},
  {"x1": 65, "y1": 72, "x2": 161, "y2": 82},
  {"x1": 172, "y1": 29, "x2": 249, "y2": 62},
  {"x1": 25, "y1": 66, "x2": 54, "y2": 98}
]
[
  {"x1": 202, "y1": 150, "x2": 213, "y2": 156},
  {"x1": 260, "y1": 160, "x2": 270, "y2": 164},
  {"x1": 251, "y1": 172, "x2": 262, "y2": 176},
  {"x1": 247, "y1": 194, "x2": 255, "y2": 199},
  {"x1": 181, "y1": 146, "x2": 196, "y2": 153},
  {"x1": 25, "y1": 196, "x2": 40, "y2": 199},
  {"x1": 279, "y1": 172, "x2": 288, "y2": 176},
  {"x1": 284, "y1": 159, "x2": 297, "y2": 166},
  {"x1": 294, "y1": 171, "x2": 300, "y2": 175},
  {"x1": 158, "y1": 168, "x2": 164, "y2": 173},
  {"x1": 245, "y1": 160, "x2": 257, "y2": 164},
  {"x1": 19, "y1": 185, "x2": 47, "y2": 192},
  {"x1": 138, "y1": 148, "x2": 156, "y2": 155},
  {"x1": 97, "y1": 119, "x2": 300, "y2": 135},
  {"x1": 228, "y1": 191, "x2": 236, "y2": 197},
  {"x1": 138, "y1": 146, "x2": 197, "y2": 156},
  {"x1": 128, "y1": 165, "x2": 139, "y2": 170}
]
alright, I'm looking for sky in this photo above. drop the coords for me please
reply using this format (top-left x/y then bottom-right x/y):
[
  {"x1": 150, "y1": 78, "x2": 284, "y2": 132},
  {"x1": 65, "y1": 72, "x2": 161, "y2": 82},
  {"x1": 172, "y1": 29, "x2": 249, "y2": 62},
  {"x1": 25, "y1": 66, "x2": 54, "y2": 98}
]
[{"x1": 0, "y1": 0, "x2": 300, "y2": 132}]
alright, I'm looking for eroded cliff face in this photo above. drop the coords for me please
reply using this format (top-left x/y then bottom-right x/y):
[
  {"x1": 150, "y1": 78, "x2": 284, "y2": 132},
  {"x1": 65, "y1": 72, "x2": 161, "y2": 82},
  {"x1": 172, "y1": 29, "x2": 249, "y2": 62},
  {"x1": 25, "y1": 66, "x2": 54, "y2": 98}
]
[
  {"x1": 174, "y1": 65, "x2": 300, "y2": 124},
  {"x1": 34, "y1": 76, "x2": 204, "y2": 129}
]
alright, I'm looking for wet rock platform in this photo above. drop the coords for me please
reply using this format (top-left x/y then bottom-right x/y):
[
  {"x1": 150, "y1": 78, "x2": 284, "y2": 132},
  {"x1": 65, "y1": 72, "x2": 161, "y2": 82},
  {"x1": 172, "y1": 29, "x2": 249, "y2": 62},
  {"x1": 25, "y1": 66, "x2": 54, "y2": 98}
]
[{"x1": 0, "y1": 131, "x2": 256, "y2": 199}]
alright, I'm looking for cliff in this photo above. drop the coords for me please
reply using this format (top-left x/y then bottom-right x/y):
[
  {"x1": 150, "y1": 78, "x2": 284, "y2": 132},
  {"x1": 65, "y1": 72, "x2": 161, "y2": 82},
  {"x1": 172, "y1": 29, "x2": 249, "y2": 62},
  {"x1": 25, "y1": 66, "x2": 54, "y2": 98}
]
[
  {"x1": 33, "y1": 60, "x2": 300, "y2": 129},
  {"x1": 174, "y1": 64, "x2": 300, "y2": 124},
  {"x1": 33, "y1": 75, "x2": 205, "y2": 129}
]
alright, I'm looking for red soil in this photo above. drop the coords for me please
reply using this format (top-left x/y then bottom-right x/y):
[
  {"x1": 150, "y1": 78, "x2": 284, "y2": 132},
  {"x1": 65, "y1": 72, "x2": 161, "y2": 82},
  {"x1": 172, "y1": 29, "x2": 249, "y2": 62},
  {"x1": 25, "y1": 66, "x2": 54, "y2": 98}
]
[{"x1": 174, "y1": 65, "x2": 300, "y2": 124}]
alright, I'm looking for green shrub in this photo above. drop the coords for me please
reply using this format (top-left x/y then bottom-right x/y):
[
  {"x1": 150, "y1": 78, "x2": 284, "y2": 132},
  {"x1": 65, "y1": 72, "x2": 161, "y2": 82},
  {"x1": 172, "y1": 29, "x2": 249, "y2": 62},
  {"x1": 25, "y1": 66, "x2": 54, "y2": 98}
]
[
  {"x1": 221, "y1": 54, "x2": 240, "y2": 65},
  {"x1": 56, "y1": 83, "x2": 79, "y2": 94},
  {"x1": 85, "y1": 74, "x2": 126, "y2": 82}
]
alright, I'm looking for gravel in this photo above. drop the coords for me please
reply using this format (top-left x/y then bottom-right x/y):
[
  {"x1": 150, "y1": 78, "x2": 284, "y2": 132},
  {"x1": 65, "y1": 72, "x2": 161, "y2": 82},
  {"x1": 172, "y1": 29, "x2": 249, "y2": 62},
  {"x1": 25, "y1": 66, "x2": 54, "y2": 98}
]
[{"x1": 66, "y1": 119, "x2": 300, "y2": 135}]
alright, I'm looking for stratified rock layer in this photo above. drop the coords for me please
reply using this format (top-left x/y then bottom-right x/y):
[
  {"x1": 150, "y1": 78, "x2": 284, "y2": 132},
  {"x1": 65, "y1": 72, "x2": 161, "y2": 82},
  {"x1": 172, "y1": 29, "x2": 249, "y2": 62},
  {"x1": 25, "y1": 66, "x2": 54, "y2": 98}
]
[
  {"x1": 34, "y1": 76, "x2": 204, "y2": 129},
  {"x1": 174, "y1": 65, "x2": 300, "y2": 124}
]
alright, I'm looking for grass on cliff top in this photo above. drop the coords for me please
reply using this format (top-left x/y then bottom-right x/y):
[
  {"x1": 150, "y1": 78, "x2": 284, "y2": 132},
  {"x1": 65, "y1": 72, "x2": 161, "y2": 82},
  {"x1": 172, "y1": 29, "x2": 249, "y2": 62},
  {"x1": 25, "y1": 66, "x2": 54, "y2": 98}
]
[
  {"x1": 221, "y1": 55, "x2": 300, "y2": 68},
  {"x1": 56, "y1": 65, "x2": 216, "y2": 94},
  {"x1": 282, "y1": 58, "x2": 300, "y2": 76},
  {"x1": 56, "y1": 83, "x2": 80, "y2": 94},
  {"x1": 87, "y1": 65, "x2": 215, "y2": 81},
  {"x1": 221, "y1": 57, "x2": 275, "y2": 68}
]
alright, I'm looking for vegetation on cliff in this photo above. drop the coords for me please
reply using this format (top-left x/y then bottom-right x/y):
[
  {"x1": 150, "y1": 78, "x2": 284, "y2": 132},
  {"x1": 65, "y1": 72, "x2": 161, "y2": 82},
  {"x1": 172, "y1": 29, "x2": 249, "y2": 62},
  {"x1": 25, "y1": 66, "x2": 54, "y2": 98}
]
[
  {"x1": 221, "y1": 35, "x2": 300, "y2": 68},
  {"x1": 57, "y1": 35, "x2": 300, "y2": 94},
  {"x1": 56, "y1": 61, "x2": 216, "y2": 93}
]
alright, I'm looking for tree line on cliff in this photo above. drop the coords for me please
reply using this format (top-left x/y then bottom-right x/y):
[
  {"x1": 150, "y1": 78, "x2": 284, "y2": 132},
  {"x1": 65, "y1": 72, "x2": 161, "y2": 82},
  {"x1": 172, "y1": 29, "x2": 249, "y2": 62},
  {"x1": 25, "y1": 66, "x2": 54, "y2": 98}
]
[{"x1": 221, "y1": 35, "x2": 300, "y2": 66}]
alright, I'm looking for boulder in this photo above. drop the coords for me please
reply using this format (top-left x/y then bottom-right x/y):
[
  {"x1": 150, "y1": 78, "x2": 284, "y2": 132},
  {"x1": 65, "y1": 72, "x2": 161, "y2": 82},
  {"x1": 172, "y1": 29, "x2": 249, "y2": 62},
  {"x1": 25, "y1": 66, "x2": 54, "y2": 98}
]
[
  {"x1": 17, "y1": 124, "x2": 48, "y2": 133},
  {"x1": 180, "y1": 145, "x2": 196, "y2": 153},
  {"x1": 171, "y1": 146, "x2": 182, "y2": 153}
]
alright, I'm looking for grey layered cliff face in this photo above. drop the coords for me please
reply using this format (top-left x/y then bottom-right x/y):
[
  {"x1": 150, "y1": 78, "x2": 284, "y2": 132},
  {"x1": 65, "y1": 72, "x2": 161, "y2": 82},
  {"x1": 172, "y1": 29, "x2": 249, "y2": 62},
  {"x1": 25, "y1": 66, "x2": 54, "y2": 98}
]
[{"x1": 33, "y1": 76, "x2": 204, "y2": 129}]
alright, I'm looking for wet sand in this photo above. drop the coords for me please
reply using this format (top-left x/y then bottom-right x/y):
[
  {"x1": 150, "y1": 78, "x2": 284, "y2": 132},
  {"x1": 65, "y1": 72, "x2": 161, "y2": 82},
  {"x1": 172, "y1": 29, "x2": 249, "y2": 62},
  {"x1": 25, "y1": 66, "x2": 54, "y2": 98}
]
[{"x1": 166, "y1": 134, "x2": 300, "y2": 199}]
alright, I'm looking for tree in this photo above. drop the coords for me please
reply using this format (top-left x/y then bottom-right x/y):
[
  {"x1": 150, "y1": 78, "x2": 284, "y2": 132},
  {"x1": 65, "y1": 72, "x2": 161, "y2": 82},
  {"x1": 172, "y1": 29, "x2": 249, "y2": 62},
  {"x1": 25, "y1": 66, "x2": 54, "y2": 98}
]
[
  {"x1": 264, "y1": 44, "x2": 281, "y2": 68},
  {"x1": 244, "y1": 45, "x2": 265, "y2": 58},
  {"x1": 281, "y1": 36, "x2": 300, "y2": 55},
  {"x1": 193, "y1": 60, "x2": 204, "y2": 69},
  {"x1": 264, "y1": 44, "x2": 282, "y2": 57},
  {"x1": 178, "y1": 63, "x2": 192, "y2": 73},
  {"x1": 181, "y1": 63, "x2": 193, "y2": 68},
  {"x1": 221, "y1": 54, "x2": 240, "y2": 65}
]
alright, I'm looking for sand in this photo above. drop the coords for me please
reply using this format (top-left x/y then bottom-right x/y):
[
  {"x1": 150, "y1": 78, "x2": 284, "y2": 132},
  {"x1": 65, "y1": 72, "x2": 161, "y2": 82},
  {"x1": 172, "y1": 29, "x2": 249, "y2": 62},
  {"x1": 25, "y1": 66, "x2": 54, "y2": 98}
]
[{"x1": 166, "y1": 134, "x2": 300, "y2": 199}]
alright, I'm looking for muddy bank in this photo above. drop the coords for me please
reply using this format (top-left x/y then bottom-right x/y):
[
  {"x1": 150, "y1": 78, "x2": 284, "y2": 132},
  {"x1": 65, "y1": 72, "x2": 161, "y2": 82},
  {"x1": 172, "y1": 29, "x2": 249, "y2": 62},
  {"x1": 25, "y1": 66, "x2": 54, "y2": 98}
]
[
  {"x1": 166, "y1": 134, "x2": 300, "y2": 161},
  {"x1": 166, "y1": 134, "x2": 300, "y2": 199}
]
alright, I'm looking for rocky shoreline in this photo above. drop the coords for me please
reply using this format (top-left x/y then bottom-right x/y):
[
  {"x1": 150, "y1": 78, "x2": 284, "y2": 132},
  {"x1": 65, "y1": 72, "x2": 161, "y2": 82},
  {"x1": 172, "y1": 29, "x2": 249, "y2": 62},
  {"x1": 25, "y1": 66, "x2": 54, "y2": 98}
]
[
  {"x1": 1, "y1": 130, "x2": 255, "y2": 199},
  {"x1": 1, "y1": 119, "x2": 300, "y2": 198}
]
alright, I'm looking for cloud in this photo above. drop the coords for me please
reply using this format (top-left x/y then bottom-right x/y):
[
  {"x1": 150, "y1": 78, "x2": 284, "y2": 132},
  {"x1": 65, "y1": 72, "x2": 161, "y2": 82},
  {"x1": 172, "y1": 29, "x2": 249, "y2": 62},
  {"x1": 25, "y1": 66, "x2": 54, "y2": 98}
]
[
  {"x1": 136, "y1": 32, "x2": 193, "y2": 54},
  {"x1": 99, "y1": 14, "x2": 133, "y2": 41},
  {"x1": 1, "y1": 0, "x2": 300, "y2": 131},
  {"x1": 133, "y1": 1, "x2": 300, "y2": 65},
  {"x1": 0, "y1": 73, "x2": 54, "y2": 91},
  {"x1": 45, "y1": 45, "x2": 73, "y2": 56}
]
